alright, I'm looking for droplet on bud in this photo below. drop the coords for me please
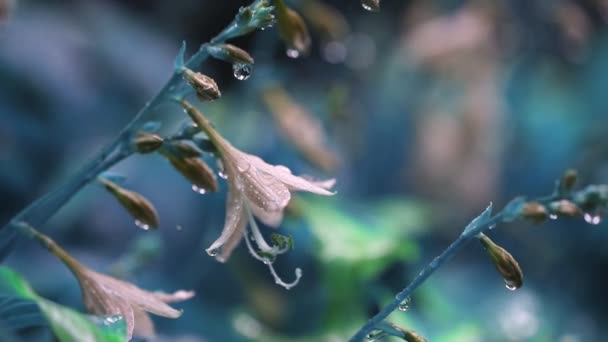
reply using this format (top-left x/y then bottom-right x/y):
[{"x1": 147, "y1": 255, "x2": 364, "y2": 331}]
[
  {"x1": 286, "y1": 48, "x2": 300, "y2": 59},
  {"x1": 99, "y1": 178, "x2": 159, "y2": 229},
  {"x1": 192, "y1": 184, "x2": 207, "y2": 194},
  {"x1": 134, "y1": 220, "x2": 150, "y2": 231},
  {"x1": 479, "y1": 234, "x2": 523, "y2": 291},
  {"x1": 232, "y1": 63, "x2": 253, "y2": 80},
  {"x1": 217, "y1": 159, "x2": 228, "y2": 179},
  {"x1": 361, "y1": 0, "x2": 380, "y2": 12}
]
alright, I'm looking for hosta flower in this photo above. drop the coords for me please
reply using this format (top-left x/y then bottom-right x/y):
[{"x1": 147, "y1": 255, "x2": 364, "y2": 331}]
[
  {"x1": 24, "y1": 225, "x2": 194, "y2": 341},
  {"x1": 179, "y1": 100, "x2": 335, "y2": 261}
]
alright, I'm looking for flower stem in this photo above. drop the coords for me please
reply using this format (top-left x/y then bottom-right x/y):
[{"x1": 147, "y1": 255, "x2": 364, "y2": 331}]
[
  {"x1": 1, "y1": 3, "x2": 265, "y2": 257},
  {"x1": 347, "y1": 215, "x2": 499, "y2": 341}
]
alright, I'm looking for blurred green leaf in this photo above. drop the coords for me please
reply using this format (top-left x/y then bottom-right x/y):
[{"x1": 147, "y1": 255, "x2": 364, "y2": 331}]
[{"x1": 0, "y1": 267, "x2": 126, "y2": 342}]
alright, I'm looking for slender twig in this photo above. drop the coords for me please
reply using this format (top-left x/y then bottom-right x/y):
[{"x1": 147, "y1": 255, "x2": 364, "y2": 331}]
[
  {"x1": 348, "y1": 191, "x2": 579, "y2": 341},
  {"x1": 1, "y1": 0, "x2": 270, "y2": 250}
]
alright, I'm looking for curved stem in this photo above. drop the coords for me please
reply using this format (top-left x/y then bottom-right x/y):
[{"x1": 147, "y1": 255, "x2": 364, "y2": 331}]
[
  {"x1": 2, "y1": 0, "x2": 268, "y2": 250},
  {"x1": 348, "y1": 212, "x2": 505, "y2": 342}
]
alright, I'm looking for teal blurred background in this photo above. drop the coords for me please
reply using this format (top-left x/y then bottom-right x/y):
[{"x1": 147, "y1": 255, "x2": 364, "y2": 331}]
[{"x1": 2, "y1": 0, "x2": 608, "y2": 341}]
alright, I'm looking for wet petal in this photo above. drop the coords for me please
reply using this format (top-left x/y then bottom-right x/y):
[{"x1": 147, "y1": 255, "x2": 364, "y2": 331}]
[{"x1": 133, "y1": 308, "x2": 155, "y2": 339}]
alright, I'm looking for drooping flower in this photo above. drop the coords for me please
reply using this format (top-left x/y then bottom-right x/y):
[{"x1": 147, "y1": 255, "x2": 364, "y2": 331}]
[
  {"x1": 23, "y1": 224, "x2": 194, "y2": 341},
  {"x1": 179, "y1": 100, "x2": 335, "y2": 261}
]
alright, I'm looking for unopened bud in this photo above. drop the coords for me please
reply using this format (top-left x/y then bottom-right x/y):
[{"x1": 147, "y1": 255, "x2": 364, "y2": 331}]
[
  {"x1": 274, "y1": 0, "x2": 311, "y2": 57},
  {"x1": 521, "y1": 201, "x2": 548, "y2": 224},
  {"x1": 133, "y1": 132, "x2": 164, "y2": 154},
  {"x1": 479, "y1": 234, "x2": 523, "y2": 291},
  {"x1": 164, "y1": 141, "x2": 202, "y2": 158},
  {"x1": 182, "y1": 68, "x2": 221, "y2": 101},
  {"x1": 388, "y1": 322, "x2": 427, "y2": 342},
  {"x1": 100, "y1": 179, "x2": 159, "y2": 229},
  {"x1": 559, "y1": 169, "x2": 578, "y2": 195},
  {"x1": 163, "y1": 154, "x2": 218, "y2": 193},
  {"x1": 549, "y1": 200, "x2": 581, "y2": 217},
  {"x1": 208, "y1": 44, "x2": 254, "y2": 65}
]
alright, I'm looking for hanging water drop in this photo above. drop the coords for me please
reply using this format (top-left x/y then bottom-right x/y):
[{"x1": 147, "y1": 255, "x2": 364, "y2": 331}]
[
  {"x1": 217, "y1": 160, "x2": 228, "y2": 179},
  {"x1": 398, "y1": 296, "x2": 412, "y2": 311},
  {"x1": 134, "y1": 220, "x2": 150, "y2": 231},
  {"x1": 505, "y1": 280, "x2": 519, "y2": 291},
  {"x1": 286, "y1": 49, "x2": 300, "y2": 59},
  {"x1": 207, "y1": 248, "x2": 220, "y2": 257},
  {"x1": 549, "y1": 214, "x2": 558, "y2": 220},
  {"x1": 584, "y1": 213, "x2": 602, "y2": 225},
  {"x1": 360, "y1": 0, "x2": 380, "y2": 12},
  {"x1": 232, "y1": 63, "x2": 252, "y2": 81},
  {"x1": 192, "y1": 184, "x2": 207, "y2": 194}
]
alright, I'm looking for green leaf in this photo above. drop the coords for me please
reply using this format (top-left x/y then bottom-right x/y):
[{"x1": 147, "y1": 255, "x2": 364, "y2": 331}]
[{"x1": 0, "y1": 267, "x2": 126, "y2": 342}]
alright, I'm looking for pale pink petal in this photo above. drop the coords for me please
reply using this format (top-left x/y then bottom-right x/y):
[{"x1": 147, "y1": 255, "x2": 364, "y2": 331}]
[
  {"x1": 248, "y1": 201, "x2": 284, "y2": 227},
  {"x1": 216, "y1": 210, "x2": 247, "y2": 262},
  {"x1": 132, "y1": 308, "x2": 155, "y2": 339},
  {"x1": 206, "y1": 167, "x2": 246, "y2": 254},
  {"x1": 152, "y1": 290, "x2": 196, "y2": 303}
]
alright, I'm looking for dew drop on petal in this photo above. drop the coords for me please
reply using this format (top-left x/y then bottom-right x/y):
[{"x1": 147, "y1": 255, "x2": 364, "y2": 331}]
[
  {"x1": 286, "y1": 49, "x2": 300, "y2": 59},
  {"x1": 134, "y1": 220, "x2": 150, "y2": 231},
  {"x1": 192, "y1": 184, "x2": 207, "y2": 194},
  {"x1": 398, "y1": 296, "x2": 412, "y2": 311},
  {"x1": 232, "y1": 63, "x2": 252, "y2": 81},
  {"x1": 584, "y1": 213, "x2": 602, "y2": 225}
]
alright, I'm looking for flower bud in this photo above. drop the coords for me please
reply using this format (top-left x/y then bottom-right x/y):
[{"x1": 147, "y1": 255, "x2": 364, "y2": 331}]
[
  {"x1": 388, "y1": 322, "x2": 427, "y2": 342},
  {"x1": 182, "y1": 68, "x2": 221, "y2": 101},
  {"x1": 479, "y1": 234, "x2": 523, "y2": 291},
  {"x1": 521, "y1": 201, "x2": 548, "y2": 224},
  {"x1": 164, "y1": 141, "x2": 202, "y2": 158},
  {"x1": 559, "y1": 169, "x2": 578, "y2": 194},
  {"x1": 549, "y1": 200, "x2": 581, "y2": 217},
  {"x1": 100, "y1": 178, "x2": 159, "y2": 229},
  {"x1": 207, "y1": 44, "x2": 254, "y2": 65},
  {"x1": 274, "y1": 0, "x2": 311, "y2": 58},
  {"x1": 163, "y1": 153, "x2": 218, "y2": 193},
  {"x1": 133, "y1": 132, "x2": 164, "y2": 154}
]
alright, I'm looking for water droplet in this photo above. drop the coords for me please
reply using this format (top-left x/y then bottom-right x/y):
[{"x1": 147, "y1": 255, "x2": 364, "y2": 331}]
[
  {"x1": 217, "y1": 160, "x2": 228, "y2": 179},
  {"x1": 232, "y1": 63, "x2": 252, "y2": 81},
  {"x1": 365, "y1": 330, "x2": 386, "y2": 342},
  {"x1": 430, "y1": 257, "x2": 440, "y2": 268},
  {"x1": 207, "y1": 248, "x2": 220, "y2": 257},
  {"x1": 286, "y1": 49, "x2": 300, "y2": 59},
  {"x1": 584, "y1": 213, "x2": 602, "y2": 225},
  {"x1": 549, "y1": 214, "x2": 558, "y2": 220},
  {"x1": 102, "y1": 315, "x2": 123, "y2": 326},
  {"x1": 134, "y1": 220, "x2": 150, "y2": 230},
  {"x1": 360, "y1": 0, "x2": 379, "y2": 12},
  {"x1": 192, "y1": 184, "x2": 207, "y2": 194},
  {"x1": 398, "y1": 296, "x2": 412, "y2": 311},
  {"x1": 505, "y1": 282, "x2": 519, "y2": 291}
]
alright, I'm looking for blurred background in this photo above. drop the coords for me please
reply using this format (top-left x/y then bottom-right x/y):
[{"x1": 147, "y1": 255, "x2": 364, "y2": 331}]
[{"x1": 2, "y1": 0, "x2": 608, "y2": 341}]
